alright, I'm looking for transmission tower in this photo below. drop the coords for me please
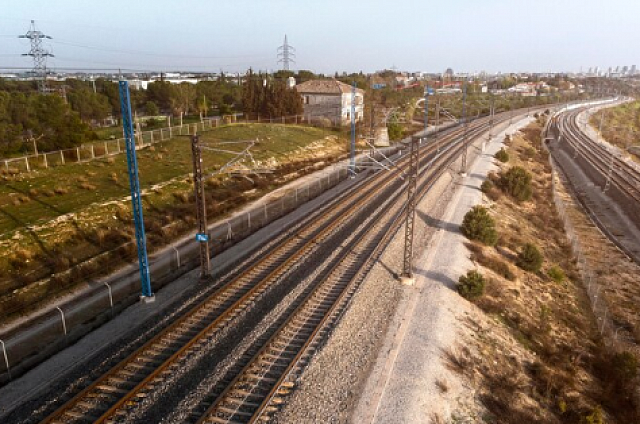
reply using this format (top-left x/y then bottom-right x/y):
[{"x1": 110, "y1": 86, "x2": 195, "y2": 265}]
[
  {"x1": 277, "y1": 34, "x2": 295, "y2": 71},
  {"x1": 19, "y1": 20, "x2": 54, "y2": 93}
]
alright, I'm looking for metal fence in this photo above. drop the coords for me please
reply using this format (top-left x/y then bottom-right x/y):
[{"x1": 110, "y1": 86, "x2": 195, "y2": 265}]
[
  {"x1": 547, "y1": 140, "x2": 635, "y2": 353},
  {"x1": 0, "y1": 146, "x2": 399, "y2": 384},
  {"x1": 1, "y1": 113, "x2": 339, "y2": 174}
]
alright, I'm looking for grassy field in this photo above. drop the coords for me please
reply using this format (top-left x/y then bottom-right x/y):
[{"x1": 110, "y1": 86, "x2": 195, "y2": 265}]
[
  {"x1": 0, "y1": 123, "x2": 347, "y2": 319},
  {"x1": 0, "y1": 124, "x2": 343, "y2": 234}
]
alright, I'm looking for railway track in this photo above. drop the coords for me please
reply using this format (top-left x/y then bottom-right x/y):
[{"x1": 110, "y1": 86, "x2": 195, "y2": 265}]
[
  {"x1": 557, "y1": 108, "x2": 640, "y2": 202},
  {"x1": 38, "y1": 111, "x2": 517, "y2": 424},
  {"x1": 549, "y1": 106, "x2": 640, "y2": 264}
]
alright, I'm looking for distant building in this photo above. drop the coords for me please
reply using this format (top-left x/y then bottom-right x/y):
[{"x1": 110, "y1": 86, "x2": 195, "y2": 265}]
[{"x1": 295, "y1": 79, "x2": 364, "y2": 126}]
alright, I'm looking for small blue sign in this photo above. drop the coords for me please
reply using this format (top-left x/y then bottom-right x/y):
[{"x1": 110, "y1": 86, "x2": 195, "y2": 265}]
[
  {"x1": 425, "y1": 87, "x2": 435, "y2": 95},
  {"x1": 195, "y1": 233, "x2": 209, "y2": 242}
]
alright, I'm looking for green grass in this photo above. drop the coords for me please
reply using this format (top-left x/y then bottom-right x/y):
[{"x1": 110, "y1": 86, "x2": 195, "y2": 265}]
[{"x1": 0, "y1": 124, "x2": 343, "y2": 236}]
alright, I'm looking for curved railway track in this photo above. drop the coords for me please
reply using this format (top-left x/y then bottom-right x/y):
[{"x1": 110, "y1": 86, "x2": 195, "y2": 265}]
[
  {"x1": 38, "y1": 111, "x2": 521, "y2": 424},
  {"x1": 549, "y1": 106, "x2": 640, "y2": 264},
  {"x1": 557, "y1": 108, "x2": 640, "y2": 202}
]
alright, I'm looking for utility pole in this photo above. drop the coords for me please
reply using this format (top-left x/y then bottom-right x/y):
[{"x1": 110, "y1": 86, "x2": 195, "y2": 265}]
[
  {"x1": 277, "y1": 34, "x2": 296, "y2": 71},
  {"x1": 460, "y1": 79, "x2": 469, "y2": 176},
  {"x1": 349, "y1": 82, "x2": 356, "y2": 177},
  {"x1": 401, "y1": 130, "x2": 420, "y2": 284},
  {"x1": 19, "y1": 20, "x2": 53, "y2": 94},
  {"x1": 424, "y1": 85, "x2": 430, "y2": 137},
  {"x1": 191, "y1": 134, "x2": 211, "y2": 279},
  {"x1": 119, "y1": 81, "x2": 153, "y2": 302},
  {"x1": 435, "y1": 95, "x2": 440, "y2": 152}
]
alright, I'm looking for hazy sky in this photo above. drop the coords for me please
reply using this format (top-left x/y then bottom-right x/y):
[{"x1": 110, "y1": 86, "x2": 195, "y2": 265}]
[{"x1": 1, "y1": 0, "x2": 639, "y2": 74}]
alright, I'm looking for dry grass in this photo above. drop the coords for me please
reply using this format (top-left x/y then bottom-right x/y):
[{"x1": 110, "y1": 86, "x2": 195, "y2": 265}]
[{"x1": 459, "y1": 120, "x2": 640, "y2": 423}]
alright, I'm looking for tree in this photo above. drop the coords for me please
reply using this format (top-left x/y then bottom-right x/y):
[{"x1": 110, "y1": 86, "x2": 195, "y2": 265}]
[
  {"x1": 457, "y1": 270, "x2": 485, "y2": 300},
  {"x1": 461, "y1": 206, "x2": 498, "y2": 246},
  {"x1": 516, "y1": 243, "x2": 543, "y2": 272},
  {"x1": 145, "y1": 101, "x2": 159, "y2": 116},
  {"x1": 498, "y1": 166, "x2": 532, "y2": 201},
  {"x1": 67, "y1": 88, "x2": 111, "y2": 122}
]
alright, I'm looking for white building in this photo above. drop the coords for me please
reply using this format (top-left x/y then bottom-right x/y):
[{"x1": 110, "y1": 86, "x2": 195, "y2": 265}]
[{"x1": 295, "y1": 79, "x2": 364, "y2": 126}]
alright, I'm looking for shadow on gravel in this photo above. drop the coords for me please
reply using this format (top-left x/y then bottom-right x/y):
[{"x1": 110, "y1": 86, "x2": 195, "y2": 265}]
[
  {"x1": 414, "y1": 269, "x2": 457, "y2": 290},
  {"x1": 417, "y1": 209, "x2": 459, "y2": 234}
]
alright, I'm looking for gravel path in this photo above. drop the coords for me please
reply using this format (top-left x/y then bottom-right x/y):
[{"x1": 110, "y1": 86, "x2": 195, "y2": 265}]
[{"x1": 274, "y1": 116, "x2": 535, "y2": 423}]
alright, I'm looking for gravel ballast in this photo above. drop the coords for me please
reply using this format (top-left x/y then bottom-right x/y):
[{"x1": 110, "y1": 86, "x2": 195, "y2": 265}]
[{"x1": 275, "y1": 116, "x2": 536, "y2": 423}]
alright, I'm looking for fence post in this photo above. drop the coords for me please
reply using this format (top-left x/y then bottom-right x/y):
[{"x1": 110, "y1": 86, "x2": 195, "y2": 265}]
[
  {"x1": 0, "y1": 339, "x2": 10, "y2": 380},
  {"x1": 104, "y1": 141, "x2": 109, "y2": 156},
  {"x1": 171, "y1": 246, "x2": 181, "y2": 268},
  {"x1": 24, "y1": 157, "x2": 30, "y2": 172},
  {"x1": 103, "y1": 282, "x2": 114, "y2": 313},
  {"x1": 60, "y1": 151, "x2": 65, "y2": 165},
  {"x1": 90, "y1": 144, "x2": 95, "y2": 159},
  {"x1": 42, "y1": 153, "x2": 48, "y2": 169},
  {"x1": 4, "y1": 160, "x2": 8, "y2": 171},
  {"x1": 150, "y1": 131, "x2": 154, "y2": 144},
  {"x1": 56, "y1": 306, "x2": 67, "y2": 336},
  {"x1": 76, "y1": 147, "x2": 81, "y2": 162}
]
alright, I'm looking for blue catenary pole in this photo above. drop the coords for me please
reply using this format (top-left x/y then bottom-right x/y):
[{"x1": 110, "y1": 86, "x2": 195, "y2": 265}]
[
  {"x1": 119, "y1": 81, "x2": 153, "y2": 299},
  {"x1": 350, "y1": 82, "x2": 356, "y2": 177}
]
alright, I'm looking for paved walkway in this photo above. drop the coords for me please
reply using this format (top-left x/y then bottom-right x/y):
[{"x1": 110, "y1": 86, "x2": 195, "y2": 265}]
[{"x1": 355, "y1": 116, "x2": 534, "y2": 423}]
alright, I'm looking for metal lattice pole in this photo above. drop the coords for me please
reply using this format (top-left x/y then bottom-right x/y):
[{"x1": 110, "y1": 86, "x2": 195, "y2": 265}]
[
  {"x1": 191, "y1": 134, "x2": 211, "y2": 280},
  {"x1": 350, "y1": 82, "x2": 356, "y2": 177},
  {"x1": 119, "y1": 81, "x2": 153, "y2": 300},
  {"x1": 402, "y1": 135, "x2": 420, "y2": 280},
  {"x1": 277, "y1": 34, "x2": 296, "y2": 71},
  {"x1": 460, "y1": 79, "x2": 469, "y2": 175},
  {"x1": 19, "y1": 20, "x2": 54, "y2": 94}
]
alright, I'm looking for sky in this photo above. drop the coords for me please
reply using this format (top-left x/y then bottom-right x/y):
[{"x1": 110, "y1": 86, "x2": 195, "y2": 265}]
[{"x1": 1, "y1": 0, "x2": 639, "y2": 75}]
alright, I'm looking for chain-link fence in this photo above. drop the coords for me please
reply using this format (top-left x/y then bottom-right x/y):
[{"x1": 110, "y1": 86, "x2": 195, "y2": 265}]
[{"x1": 544, "y1": 115, "x2": 636, "y2": 354}]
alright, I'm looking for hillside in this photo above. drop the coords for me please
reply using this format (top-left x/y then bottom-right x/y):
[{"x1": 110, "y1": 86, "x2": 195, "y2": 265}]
[
  {"x1": 0, "y1": 123, "x2": 348, "y2": 321},
  {"x1": 452, "y1": 119, "x2": 639, "y2": 423}
]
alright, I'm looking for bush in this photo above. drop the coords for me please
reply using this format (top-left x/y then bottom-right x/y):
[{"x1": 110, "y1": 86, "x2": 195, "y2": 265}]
[
  {"x1": 458, "y1": 270, "x2": 485, "y2": 300},
  {"x1": 498, "y1": 166, "x2": 532, "y2": 202},
  {"x1": 611, "y1": 351, "x2": 638, "y2": 385},
  {"x1": 494, "y1": 148, "x2": 509, "y2": 163},
  {"x1": 481, "y1": 180, "x2": 493, "y2": 193},
  {"x1": 387, "y1": 122, "x2": 404, "y2": 140},
  {"x1": 461, "y1": 206, "x2": 498, "y2": 246},
  {"x1": 547, "y1": 265, "x2": 566, "y2": 283},
  {"x1": 516, "y1": 243, "x2": 543, "y2": 272}
]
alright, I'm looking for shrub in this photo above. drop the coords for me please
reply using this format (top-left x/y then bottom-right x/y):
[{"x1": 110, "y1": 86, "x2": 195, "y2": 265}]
[
  {"x1": 582, "y1": 406, "x2": 604, "y2": 424},
  {"x1": 547, "y1": 265, "x2": 566, "y2": 283},
  {"x1": 457, "y1": 270, "x2": 485, "y2": 300},
  {"x1": 494, "y1": 148, "x2": 509, "y2": 163},
  {"x1": 498, "y1": 166, "x2": 532, "y2": 202},
  {"x1": 516, "y1": 243, "x2": 543, "y2": 272},
  {"x1": 461, "y1": 206, "x2": 498, "y2": 246},
  {"x1": 480, "y1": 180, "x2": 493, "y2": 193},
  {"x1": 387, "y1": 122, "x2": 404, "y2": 140},
  {"x1": 611, "y1": 351, "x2": 638, "y2": 385}
]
